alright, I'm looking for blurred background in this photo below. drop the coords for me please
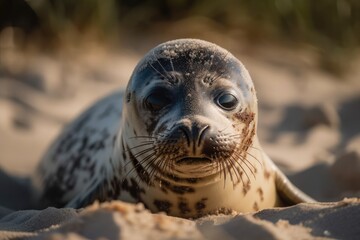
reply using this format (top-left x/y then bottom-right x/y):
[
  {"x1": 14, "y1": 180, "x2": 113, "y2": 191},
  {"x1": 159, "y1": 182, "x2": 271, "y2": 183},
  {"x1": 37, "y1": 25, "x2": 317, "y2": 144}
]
[
  {"x1": 2, "y1": 0, "x2": 360, "y2": 72},
  {"x1": 0, "y1": 0, "x2": 360, "y2": 206}
]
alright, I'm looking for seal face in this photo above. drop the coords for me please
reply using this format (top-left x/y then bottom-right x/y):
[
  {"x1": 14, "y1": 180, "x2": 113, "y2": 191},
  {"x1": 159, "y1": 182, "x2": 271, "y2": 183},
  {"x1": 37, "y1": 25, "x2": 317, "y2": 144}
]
[
  {"x1": 33, "y1": 39, "x2": 314, "y2": 218},
  {"x1": 126, "y1": 41, "x2": 256, "y2": 182}
]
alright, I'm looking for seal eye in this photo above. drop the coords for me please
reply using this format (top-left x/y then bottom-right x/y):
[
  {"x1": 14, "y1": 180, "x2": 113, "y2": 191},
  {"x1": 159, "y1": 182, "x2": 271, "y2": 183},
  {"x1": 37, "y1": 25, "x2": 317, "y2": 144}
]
[
  {"x1": 216, "y1": 93, "x2": 238, "y2": 110},
  {"x1": 145, "y1": 93, "x2": 171, "y2": 112}
]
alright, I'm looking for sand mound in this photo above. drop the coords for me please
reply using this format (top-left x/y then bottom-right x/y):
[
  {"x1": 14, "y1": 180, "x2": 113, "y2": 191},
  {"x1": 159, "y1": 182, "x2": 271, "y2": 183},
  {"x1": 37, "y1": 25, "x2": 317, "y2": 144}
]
[{"x1": 1, "y1": 200, "x2": 359, "y2": 239}]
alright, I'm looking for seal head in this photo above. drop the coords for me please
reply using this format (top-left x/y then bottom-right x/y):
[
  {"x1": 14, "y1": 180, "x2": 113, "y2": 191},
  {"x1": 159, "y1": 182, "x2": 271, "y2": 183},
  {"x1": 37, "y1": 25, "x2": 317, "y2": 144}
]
[
  {"x1": 123, "y1": 39, "x2": 257, "y2": 181},
  {"x1": 103, "y1": 39, "x2": 275, "y2": 217}
]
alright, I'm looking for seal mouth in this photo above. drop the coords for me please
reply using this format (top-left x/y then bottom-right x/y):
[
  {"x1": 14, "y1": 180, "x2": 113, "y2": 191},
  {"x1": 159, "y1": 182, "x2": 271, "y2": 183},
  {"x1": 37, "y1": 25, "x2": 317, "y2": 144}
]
[{"x1": 176, "y1": 157, "x2": 213, "y2": 165}]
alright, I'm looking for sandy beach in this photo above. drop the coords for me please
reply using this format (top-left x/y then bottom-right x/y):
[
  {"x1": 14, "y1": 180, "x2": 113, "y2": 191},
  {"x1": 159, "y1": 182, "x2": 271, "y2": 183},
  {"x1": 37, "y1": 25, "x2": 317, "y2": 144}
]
[{"x1": 0, "y1": 37, "x2": 360, "y2": 239}]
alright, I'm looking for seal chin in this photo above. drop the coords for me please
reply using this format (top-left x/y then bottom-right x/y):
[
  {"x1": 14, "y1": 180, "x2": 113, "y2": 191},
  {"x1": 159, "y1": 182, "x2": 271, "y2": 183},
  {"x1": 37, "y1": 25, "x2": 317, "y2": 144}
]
[
  {"x1": 175, "y1": 157, "x2": 213, "y2": 166},
  {"x1": 171, "y1": 157, "x2": 219, "y2": 178}
]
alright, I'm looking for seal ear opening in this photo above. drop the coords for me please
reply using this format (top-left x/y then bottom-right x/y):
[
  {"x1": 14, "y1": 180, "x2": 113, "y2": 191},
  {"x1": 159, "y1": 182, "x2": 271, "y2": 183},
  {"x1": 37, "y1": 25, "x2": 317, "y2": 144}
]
[{"x1": 126, "y1": 92, "x2": 131, "y2": 103}]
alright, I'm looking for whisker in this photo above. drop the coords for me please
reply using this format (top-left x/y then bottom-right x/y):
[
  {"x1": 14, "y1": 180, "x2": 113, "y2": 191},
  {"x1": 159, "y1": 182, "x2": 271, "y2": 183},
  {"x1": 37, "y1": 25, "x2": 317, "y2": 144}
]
[
  {"x1": 216, "y1": 160, "x2": 222, "y2": 179},
  {"x1": 227, "y1": 156, "x2": 242, "y2": 186},
  {"x1": 168, "y1": 55, "x2": 175, "y2": 72},
  {"x1": 214, "y1": 159, "x2": 221, "y2": 179},
  {"x1": 151, "y1": 156, "x2": 164, "y2": 180},
  {"x1": 128, "y1": 142, "x2": 154, "y2": 151},
  {"x1": 229, "y1": 155, "x2": 244, "y2": 186},
  {"x1": 218, "y1": 124, "x2": 232, "y2": 133},
  {"x1": 229, "y1": 138, "x2": 262, "y2": 152},
  {"x1": 245, "y1": 151, "x2": 263, "y2": 168},
  {"x1": 220, "y1": 160, "x2": 227, "y2": 188},
  {"x1": 152, "y1": 52, "x2": 169, "y2": 74},
  {"x1": 224, "y1": 157, "x2": 235, "y2": 185},
  {"x1": 125, "y1": 149, "x2": 162, "y2": 185},
  {"x1": 123, "y1": 146, "x2": 155, "y2": 168},
  {"x1": 148, "y1": 61, "x2": 169, "y2": 80},
  {"x1": 133, "y1": 146, "x2": 158, "y2": 158},
  {"x1": 210, "y1": 51, "x2": 230, "y2": 84},
  {"x1": 234, "y1": 153, "x2": 256, "y2": 180},
  {"x1": 141, "y1": 153, "x2": 161, "y2": 181},
  {"x1": 207, "y1": 54, "x2": 214, "y2": 71},
  {"x1": 155, "y1": 155, "x2": 171, "y2": 179},
  {"x1": 225, "y1": 157, "x2": 236, "y2": 187},
  {"x1": 129, "y1": 136, "x2": 157, "y2": 139},
  {"x1": 232, "y1": 155, "x2": 250, "y2": 186},
  {"x1": 123, "y1": 160, "x2": 144, "y2": 182}
]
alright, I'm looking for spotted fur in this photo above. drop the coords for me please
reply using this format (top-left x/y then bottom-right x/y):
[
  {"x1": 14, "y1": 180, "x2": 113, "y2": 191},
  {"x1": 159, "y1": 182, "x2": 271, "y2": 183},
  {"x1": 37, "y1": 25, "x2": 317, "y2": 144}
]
[{"x1": 33, "y1": 39, "x2": 315, "y2": 218}]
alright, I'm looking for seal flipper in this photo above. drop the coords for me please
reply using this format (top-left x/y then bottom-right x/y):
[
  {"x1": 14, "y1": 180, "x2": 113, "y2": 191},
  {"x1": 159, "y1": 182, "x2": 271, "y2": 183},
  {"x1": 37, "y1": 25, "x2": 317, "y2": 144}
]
[
  {"x1": 263, "y1": 153, "x2": 316, "y2": 206},
  {"x1": 274, "y1": 167, "x2": 316, "y2": 206}
]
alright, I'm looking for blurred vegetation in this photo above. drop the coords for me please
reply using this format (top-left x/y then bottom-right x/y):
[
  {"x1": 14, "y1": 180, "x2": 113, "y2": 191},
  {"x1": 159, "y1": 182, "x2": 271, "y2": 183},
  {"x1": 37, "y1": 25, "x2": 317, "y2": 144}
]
[{"x1": 1, "y1": 0, "x2": 360, "y2": 74}]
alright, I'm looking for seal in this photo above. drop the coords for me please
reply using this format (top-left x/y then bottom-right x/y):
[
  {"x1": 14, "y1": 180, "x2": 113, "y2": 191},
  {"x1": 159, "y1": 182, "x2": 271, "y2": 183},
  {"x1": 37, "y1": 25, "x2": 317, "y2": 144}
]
[{"x1": 32, "y1": 39, "x2": 315, "y2": 218}]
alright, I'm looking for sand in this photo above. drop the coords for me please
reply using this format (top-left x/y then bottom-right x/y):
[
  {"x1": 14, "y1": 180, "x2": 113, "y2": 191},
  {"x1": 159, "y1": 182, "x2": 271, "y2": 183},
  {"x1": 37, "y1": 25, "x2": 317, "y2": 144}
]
[
  {"x1": 0, "y1": 37, "x2": 360, "y2": 239},
  {"x1": 0, "y1": 199, "x2": 359, "y2": 239}
]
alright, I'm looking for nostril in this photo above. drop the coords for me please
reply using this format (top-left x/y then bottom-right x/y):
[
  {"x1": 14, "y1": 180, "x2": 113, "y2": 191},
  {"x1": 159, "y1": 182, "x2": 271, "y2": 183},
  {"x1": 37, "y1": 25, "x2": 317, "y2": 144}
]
[
  {"x1": 198, "y1": 125, "x2": 210, "y2": 147},
  {"x1": 176, "y1": 123, "x2": 210, "y2": 150},
  {"x1": 179, "y1": 126, "x2": 191, "y2": 147}
]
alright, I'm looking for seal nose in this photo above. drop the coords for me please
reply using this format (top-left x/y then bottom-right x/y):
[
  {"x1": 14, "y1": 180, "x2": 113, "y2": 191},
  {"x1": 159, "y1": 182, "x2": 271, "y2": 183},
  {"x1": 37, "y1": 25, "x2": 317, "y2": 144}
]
[{"x1": 178, "y1": 123, "x2": 210, "y2": 154}]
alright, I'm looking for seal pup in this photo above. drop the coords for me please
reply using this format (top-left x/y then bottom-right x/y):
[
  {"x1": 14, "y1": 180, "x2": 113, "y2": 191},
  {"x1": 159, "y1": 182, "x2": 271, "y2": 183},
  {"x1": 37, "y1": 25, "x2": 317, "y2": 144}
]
[{"x1": 33, "y1": 39, "x2": 314, "y2": 218}]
